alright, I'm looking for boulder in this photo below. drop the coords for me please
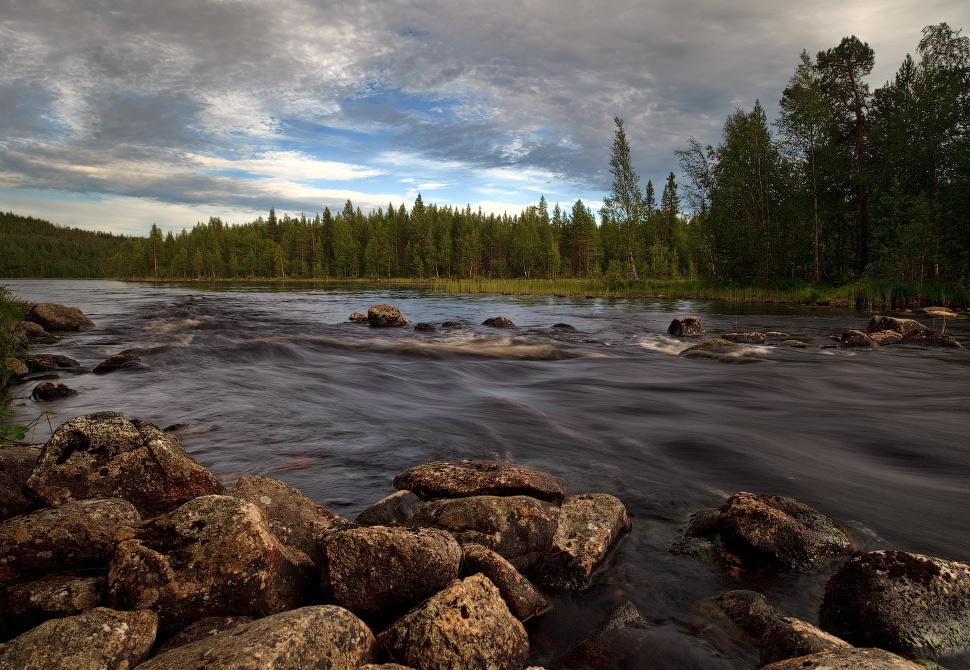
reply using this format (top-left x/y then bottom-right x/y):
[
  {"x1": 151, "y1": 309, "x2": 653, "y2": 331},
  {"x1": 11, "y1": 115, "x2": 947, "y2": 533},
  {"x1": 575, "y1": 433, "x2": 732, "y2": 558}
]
[
  {"x1": 107, "y1": 494, "x2": 315, "y2": 634},
  {"x1": 441, "y1": 321, "x2": 463, "y2": 328},
  {"x1": 899, "y1": 330, "x2": 962, "y2": 348},
  {"x1": 92, "y1": 353, "x2": 141, "y2": 374},
  {"x1": 780, "y1": 340, "x2": 809, "y2": 348},
  {"x1": 839, "y1": 330, "x2": 874, "y2": 348},
  {"x1": 551, "y1": 323, "x2": 577, "y2": 331},
  {"x1": 368, "y1": 304, "x2": 410, "y2": 327},
  {"x1": 354, "y1": 490, "x2": 424, "y2": 526},
  {"x1": 414, "y1": 495, "x2": 560, "y2": 572},
  {"x1": 867, "y1": 330, "x2": 903, "y2": 345},
  {"x1": 533, "y1": 493, "x2": 631, "y2": 590},
  {"x1": 0, "y1": 607, "x2": 156, "y2": 670},
  {"x1": 318, "y1": 525, "x2": 461, "y2": 614},
  {"x1": 922, "y1": 306, "x2": 964, "y2": 319},
  {"x1": 0, "y1": 498, "x2": 140, "y2": 584},
  {"x1": 553, "y1": 601, "x2": 651, "y2": 669},
  {"x1": 679, "y1": 338, "x2": 735, "y2": 358},
  {"x1": 26, "y1": 302, "x2": 95, "y2": 332},
  {"x1": 461, "y1": 543, "x2": 549, "y2": 621},
  {"x1": 230, "y1": 474, "x2": 346, "y2": 558},
  {"x1": 0, "y1": 444, "x2": 41, "y2": 521},
  {"x1": 866, "y1": 316, "x2": 929, "y2": 336},
  {"x1": 667, "y1": 316, "x2": 704, "y2": 336},
  {"x1": 18, "y1": 321, "x2": 58, "y2": 345},
  {"x1": 30, "y1": 381, "x2": 77, "y2": 401},
  {"x1": 349, "y1": 312, "x2": 369, "y2": 323},
  {"x1": 760, "y1": 616, "x2": 853, "y2": 666},
  {"x1": 3, "y1": 357, "x2": 27, "y2": 380},
  {"x1": 377, "y1": 574, "x2": 529, "y2": 670},
  {"x1": 153, "y1": 616, "x2": 253, "y2": 655},
  {"x1": 724, "y1": 332, "x2": 767, "y2": 344},
  {"x1": 394, "y1": 459, "x2": 566, "y2": 503},
  {"x1": 26, "y1": 412, "x2": 224, "y2": 518},
  {"x1": 760, "y1": 648, "x2": 926, "y2": 670},
  {"x1": 414, "y1": 322, "x2": 437, "y2": 332},
  {"x1": 0, "y1": 573, "x2": 105, "y2": 640},
  {"x1": 483, "y1": 316, "x2": 515, "y2": 327},
  {"x1": 23, "y1": 354, "x2": 80, "y2": 373},
  {"x1": 819, "y1": 550, "x2": 970, "y2": 654},
  {"x1": 715, "y1": 590, "x2": 779, "y2": 641},
  {"x1": 128, "y1": 606, "x2": 377, "y2": 670}
]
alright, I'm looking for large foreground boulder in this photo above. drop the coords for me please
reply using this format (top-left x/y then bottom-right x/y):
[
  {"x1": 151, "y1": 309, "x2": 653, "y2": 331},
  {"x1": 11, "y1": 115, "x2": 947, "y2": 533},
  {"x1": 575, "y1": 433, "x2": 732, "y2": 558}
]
[
  {"x1": 0, "y1": 498, "x2": 140, "y2": 584},
  {"x1": 26, "y1": 302, "x2": 95, "y2": 332},
  {"x1": 461, "y1": 543, "x2": 549, "y2": 621},
  {"x1": 354, "y1": 490, "x2": 424, "y2": 526},
  {"x1": 668, "y1": 316, "x2": 704, "y2": 336},
  {"x1": 26, "y1": 412, "x2": 224, "y2": 518},
  {"x1": 378, "y1": 574, "x2": 529, "y2": 670},
  {"x1": 0, "y1": 573, "x2": 105, "y2": 640},
  {"x1": 760, "y1": 648, "x2": 926, "y2": 670},
  {"x1": 108, "y1": 495, "x2": 315, "y2": 634},
  {"x1": 368, "y1": 304, "x2": 410, "y2": 327},
  {"x1": 819, "y1": 550, "x2": 970, "y2": 654},
  {"x1": 135, "y1": 606, "x2": 377, "y2": 670},
  {"x1": 394, "y1": 459, "x2": 566, "y2": 503},
  {"x1": 0, "y1": 444, "x2": 41, "y2": 521},
  {"x1": 760, "y1": 616, "x2": 853, "y2": 666}
]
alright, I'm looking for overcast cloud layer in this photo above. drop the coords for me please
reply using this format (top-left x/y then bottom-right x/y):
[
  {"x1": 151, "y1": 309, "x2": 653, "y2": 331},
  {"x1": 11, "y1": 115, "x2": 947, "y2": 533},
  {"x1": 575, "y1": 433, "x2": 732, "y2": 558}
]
[{"x1": 1, "y1": 0, "x2": 967, "y2": 235}]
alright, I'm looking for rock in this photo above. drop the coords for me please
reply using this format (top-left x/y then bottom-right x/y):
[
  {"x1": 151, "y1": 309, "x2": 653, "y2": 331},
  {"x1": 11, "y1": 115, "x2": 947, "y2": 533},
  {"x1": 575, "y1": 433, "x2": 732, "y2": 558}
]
[
  {"x1": 821, "y1": 298, "x2": 851, "y2": 308},
  {"x1": 712, "y1": 492, "x2": 852, "y2": 570},
  {"x1": 107, "y1": 494, "x2": 315, "y2": 634},
  {"x1": 766, "y1": 331, "x2": 790, "y2": 337},
  {"x1": 3, "y1": 357, "x2": 27, "y2": 379},
  {"x1": 866, "y1": 330, "x2": 903, "y2": 345},
  {"x1": 483, "y1": 316, "x2": 516, "y2": 327},
  {"x1": 922, "y1": 306, "x2": 964, "y2": 319},
  {"x1": 414, "y1": 495, "x2": 560, "y2": 572},
  {"x1": 461, "y1": 543, "x2": 549, "y2": 621},
  {"x1": 23, "y1": 354, "x2": 80, "y2": 373},
  {"x1": 667, "y1": 535, "x2": 721, "y2": 562},
  {"x1": 368, "y1": 304, "x2": 410, "y2": 327},
  {"x1": 839, "y1": 330, "x2": 874, "y2": 348},
  {"x1": 26, "y1": 302, "x2": 95, "y2": 332},
  {"x1": 92, "y1": 353, "x2": 141, "y2": 374},
  {"x1": 899, "y1": 330, "x2": 962, "y2": 348},
  {"x1": 819, "y1": 550, "x2": 970, "y2": 654},
  {"x1": 715, "y1": 590, "x2": 779, "y2": 641},
  {"x1": 153, "y1": 616, "x2": 253, "y2": 655},
  {"x1": 414, "y1": 322, "x2": 437, "y2": 332},
  {"x1": 724, "y1": 332, "x2": 767, "y2": 344},
  {"x1": 441, "y1": 321, "x2": 462, "y2": 328},
  {"x1": 129, "y1": 606, "x2": 377, "y2": 670},
  {"x1": 667, "y1": 315, "x2": 704, "y2": 336},
  {"x1": 0, "y1": 444, "x2": 41, "y2": 521},
  {"x1": 0, "y1": 498, "x2": 140, "y2": 584},
  {"x1": 679, "y1": 338, "x2": 735, "y2": 358},
  {"x1": 394, "y1": 459, "x2": 566, "y2": 503},
  {"x1": 760, "y1": 648, "x2": 926, "y2": 670},
  {"x1": 26, "y1": 412, "x2": 224, "y2": 518},
  {"x1": 552, "y1": 323, "x2": 577, "y2": 331},
  {"x1": 553, "y1": 600, "x2": 651, "y2": 670},
  {"x1": 230, "y1": 474, "x2": 345, "y2": 558},
  {"x1": 0, "y1": 607, "x2": 156, "y2": 670},
  {"x1": 378, "y1": 574, "x2": 529, "y2": 670},
  {"x1": 30, "y1": 381, "x2": 77, "y2": 401},
  {"x1": 533, "y1": 493, "x2": 631, "y2": 591},
  {"x1": 760, "y1": 616, "x2": 853, "y2": 666},
  {"x1": 866, "y1": 316, "x2": 929, "y2": 336},
  {"x1": 780, "y1": 340, "x2": 809, "y2": 348},
  {"x1": 349, "y1": 312, "x2": 369, "y2": 323},
  {"x1": 18, "y1": 321, "x2": 58, "y2": 345},
  {"x1": 354, "y1": 490, "x2": 424, "y2": 526},
  {"x1": 319, "y1": 525, "x2": 461, "y2": 614},
  {"x1": 0, "y1": 573, "x2": 105, "y2": 640},
  {"x1": 362, "y1": 665, "x2": 417, "y2": 670}
]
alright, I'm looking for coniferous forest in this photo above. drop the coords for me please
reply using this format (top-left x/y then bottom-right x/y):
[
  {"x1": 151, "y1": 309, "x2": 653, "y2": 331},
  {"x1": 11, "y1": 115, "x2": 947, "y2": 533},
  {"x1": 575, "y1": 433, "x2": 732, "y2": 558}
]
[{"x1": 1, "y1": 24, "x2": 967, "y2": 290}]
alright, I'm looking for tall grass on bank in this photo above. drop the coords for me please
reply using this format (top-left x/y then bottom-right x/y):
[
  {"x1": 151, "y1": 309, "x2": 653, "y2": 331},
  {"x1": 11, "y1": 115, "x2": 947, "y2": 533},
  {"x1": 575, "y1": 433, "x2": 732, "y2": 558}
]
[{"x1": 0, "y1": 286, "x2": 35, "y2": 442}]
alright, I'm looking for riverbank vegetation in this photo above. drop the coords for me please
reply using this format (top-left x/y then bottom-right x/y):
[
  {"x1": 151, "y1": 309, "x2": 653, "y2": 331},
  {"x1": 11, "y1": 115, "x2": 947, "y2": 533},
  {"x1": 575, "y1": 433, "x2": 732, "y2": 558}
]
[
  {"x1": 0, "y1": 286, "x2": 30, "y2": 440},
  {"x1": 1, "y1": 24, "x2": 966, "y2": 306}
]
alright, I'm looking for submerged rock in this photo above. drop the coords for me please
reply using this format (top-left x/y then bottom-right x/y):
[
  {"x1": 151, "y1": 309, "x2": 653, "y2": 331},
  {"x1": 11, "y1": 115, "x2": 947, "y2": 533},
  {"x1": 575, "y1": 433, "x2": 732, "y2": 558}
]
[
  {"x1": 667, "y1": 315, "x2": 704, "y2": 336},
  {"x1": 414, "y1": 322, "x2": 437, "y2": 332},
  {"x1": 760, "y1": 616, "x2": 853, "y2": 666},
  {"x1": 724, "y1": 332, "x2": 767, "y2": 344},
  {"x1": 819, "y1": 550, "x2": 970, "y2": 654},
  {"x1": 354, "y1": 490, "x2": 423, "y2": 526},
  {"x1": 839, "y1": 330, "x2": 874, "y2": 348},
  {"x1": 0, "y1": 573, "x2": 105, "y2": 640},
  {"x1": 0, "y1": 444, "x2": 42, "y2": 521},
  {"x1": 552, "y1": 323, "x2": 577, "y2": 331},
  {"x1": 679, "y1": 338, "x2": 736, "y2": 358},
  {"x1": 23, "y1": 353, "x2": 80, "y2": 373},
  {"x1": 899, "y1": 329, "x2": 962, "y2": 348},
  {"x1": 867, "y1": 316, "x2": 929, "y2": 336},
  {"x1": 349, "y1": 312, "x2": 369, "y2": 323},
  {"x1": 368, "y1": 304, "x2": 410, "y2": 327},
  {"x1": 93, "y1": 353, "x2": 141, "y2": 374},
  {"x1": 394, "y1": 459, "x2": 566, "y2": 503},
  {"x1": 26, "y1": 302, "x2": 95, "y2": 332},
  {"x1": 18, "y1": 321, "x2": 58, "y2": 344},
  {"x1": 441, "y1": 320, "x2": 463, "y2": 328},
  {"x1": 30, "y1": 381, "x2": 77, "y2": 401},
  {"x1": 554, "y1": 600, "x2": 651, "y2": 670},
  {"x1": 760, "y1": 648, "x2": 925, "y2": 670},
  {"x1": 483, "y1": 316, "x2": 516, "y2": 327},
  {"x1": 715, "y1": 590, "x2": 780, "y2": 641},
  {"x1": 461, "y1": 543, "x2": 549, "y2": 621},
  {"x1": 867, "y1": 330, "x2": 903, "y2": 345}
]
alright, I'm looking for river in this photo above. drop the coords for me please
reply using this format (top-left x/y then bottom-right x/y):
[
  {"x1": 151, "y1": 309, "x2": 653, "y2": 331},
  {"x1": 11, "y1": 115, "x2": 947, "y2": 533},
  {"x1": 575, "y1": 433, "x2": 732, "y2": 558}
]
[{"x1": 5, "y1": 279, "x2": 970, "y2": 668}]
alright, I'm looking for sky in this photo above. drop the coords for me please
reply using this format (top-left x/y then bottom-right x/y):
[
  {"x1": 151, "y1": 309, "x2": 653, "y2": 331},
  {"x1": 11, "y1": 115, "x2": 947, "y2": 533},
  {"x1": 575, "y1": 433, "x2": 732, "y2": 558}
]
[{"x1": 1, "y1": 0, "x2": 967, "y2": 237}]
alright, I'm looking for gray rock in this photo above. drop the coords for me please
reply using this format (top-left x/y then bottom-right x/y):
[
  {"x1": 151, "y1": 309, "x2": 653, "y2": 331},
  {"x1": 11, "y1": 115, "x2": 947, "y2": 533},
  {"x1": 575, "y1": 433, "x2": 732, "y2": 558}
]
[
  {"x1": 553, "y1": 601, "x2": 651, "y2": 670},
  {"x1": 414, "y1": 494, "x2": 560, "y2": 572},
  {"x1": 134, "y1": 606, "x2": 377, "y2": 670},
  {"x1": 26, "y1": 412, "x2": 224, "y2": 518},
  {"x1": 667, "y1": 315, "x2": 704, "y2": 336},
  {"x1": 30, "y1": 381, "x2": 77, "y2": 401},
  {"x1": 533, "y1": 493, "x2": 631, "y2": 590},
  {"x1": 0, "y1": 498, "x2": 140, "y2": 584},
  {"x1": 26, "y1": 302, "x2": 95, "y2": 332},
  {"x1": 0, "y1": 607, "x2": 156, "y2": 670},
  {"x1": 867, "y1": 316, "x2": 929, "y2": 336},
  {"x1": 819, "y1": 550, "x2": 970, "y2": 654},
  {"x1": 93, "y1": 353, "x2": 141, "y2": 374},
  {"x1": 368, "y1": 304, "x2": 410, "y2": 327},
  {"x1": 760, "y1": 616, "x2": 853, "y2": 666},
  {"x1": 153, "y1": 616, "x2": 254, "y2": 655},
  {"x1": 462, "y1": 543, "x2": 549, "y2": 621},
  {"x1": 394, "y1": 459, "x2": 567, "y2": 503},
  {"x1": 483, "y1": 316, "x2": 515, "y2": 327},
  {"x1": 107, "y1": 494, "x2": 315, "y2": 635},
  {"x1": 760, "y1": 647, "x2": 925, "y2": 670},
  {"x1": 319, "y1": 525, "x2": 461, "y2": 614},
  {"x1": 0, "y1": 573, "x2": 104, "y2": 640},
  {"x1": 378, "y1": 574, "x2": 529, "y2": 670},
  {"x1": 0, "y1": 444, "x2": 41, "y2": 521},
  {"x1": 3, "y1": 357, "x2": 27, "y2": 380},
  {"x1": 354, "y1": 490, "x2": 423, "y2": 526},
  {"x1": 724, "y1": 332, "x2": 767, "y2": 344}
]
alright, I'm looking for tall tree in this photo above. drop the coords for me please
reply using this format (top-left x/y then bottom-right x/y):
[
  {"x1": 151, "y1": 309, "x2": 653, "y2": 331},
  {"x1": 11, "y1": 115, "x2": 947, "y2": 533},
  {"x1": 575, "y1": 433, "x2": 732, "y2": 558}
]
[{"x1": 602, "y1": 117, "x2": 646, "y2": 279}]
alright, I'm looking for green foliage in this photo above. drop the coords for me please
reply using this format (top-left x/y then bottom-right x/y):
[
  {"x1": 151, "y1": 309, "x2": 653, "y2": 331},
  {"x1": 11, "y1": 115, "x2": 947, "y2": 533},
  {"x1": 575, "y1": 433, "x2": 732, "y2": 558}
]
[{"x1": 1, "y1": 285, "x2": 31, "y2": 442}]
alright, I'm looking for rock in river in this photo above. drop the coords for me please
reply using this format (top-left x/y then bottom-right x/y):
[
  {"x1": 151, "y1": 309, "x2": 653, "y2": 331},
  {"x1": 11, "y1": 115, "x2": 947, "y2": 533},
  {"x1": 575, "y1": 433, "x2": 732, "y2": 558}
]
[
  {"x1": 483, "y1": 315, "x2": 516, "y2": 327},
  {"x1": 461, "y1": 543, "x2": 549, "y2": 621},
  {"x1": 394, "y1": 458, "x2": 566, "y2": 503},
  {"x1": 867, "y1": 315, "x2": 929, "y2": 336},
  {"x1": 668, "y1": 315, "x2": 704, "y2": 336},
  {"x1": 368, "y1": 304, "x2": 410, "y2": 327},
  {"x1": 25, "y1": 302, "x2": 95, "y2": 332},
  {"x1": 92, "y1": 353, "x2": 141, "y2": 374}
]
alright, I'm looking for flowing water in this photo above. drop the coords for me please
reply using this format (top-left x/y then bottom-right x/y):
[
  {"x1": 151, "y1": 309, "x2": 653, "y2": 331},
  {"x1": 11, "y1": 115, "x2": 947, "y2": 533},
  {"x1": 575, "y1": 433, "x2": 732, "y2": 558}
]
[{"x1": 6, "y1": 279, "x2": 970, "y2": 668}]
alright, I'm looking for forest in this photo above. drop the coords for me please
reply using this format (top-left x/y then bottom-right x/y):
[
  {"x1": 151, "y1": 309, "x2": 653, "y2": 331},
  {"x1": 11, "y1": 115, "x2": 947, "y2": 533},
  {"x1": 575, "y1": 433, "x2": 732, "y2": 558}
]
[{"x1": 1, "y1": 24, "x2": 967, "y2": 290}]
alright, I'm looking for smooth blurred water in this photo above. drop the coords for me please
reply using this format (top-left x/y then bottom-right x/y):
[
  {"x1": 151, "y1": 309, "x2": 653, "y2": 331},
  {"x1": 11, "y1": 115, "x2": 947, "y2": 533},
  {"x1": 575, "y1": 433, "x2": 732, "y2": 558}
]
[{"x1": 6, "y1": 279, "x2": 970, "y2": 668}]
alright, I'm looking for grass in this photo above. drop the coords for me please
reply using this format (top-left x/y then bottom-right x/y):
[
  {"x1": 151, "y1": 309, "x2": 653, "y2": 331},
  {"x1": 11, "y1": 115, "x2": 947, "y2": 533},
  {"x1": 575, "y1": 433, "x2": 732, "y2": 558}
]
[{"x1": 0, "y1": 285, "x2": 37, "y2": 442}]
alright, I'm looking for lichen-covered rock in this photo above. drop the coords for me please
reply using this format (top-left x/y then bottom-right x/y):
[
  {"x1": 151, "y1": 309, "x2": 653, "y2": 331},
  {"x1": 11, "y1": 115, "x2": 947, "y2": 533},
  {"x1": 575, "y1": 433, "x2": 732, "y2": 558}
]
[
  {"x1": 0, "y1": 498, "x2": 140, "y2": 584},
  {"x1": 461, "y1": 543, "x2": 549, "y2": 621},
  {"x1": 899, "y1": 330, "x2": 962, "y2": 348},
  {"x1": 760, "y1": 648, "x2": 926, "y2": 670},
  {"x1": 840, "y1": 330, "x2": 874, "y2": 348},
  {"x1": 23, "y1": 353, "x2": 80, "y2": 373},
  {"x1": 553, "y1": 601, "x2": 651, "y2": 670},
  {"x1": 133, "y1": 606, "x2": 377, "y2": 670},
  {"x1": 724, "y1": 332, "x2": 767, "y2": 344},
  {"x1": 867, "y1": 330, "x2": 903, "y2": 345},
  {"x1": 394, "y1": 459, "x2": 566, "y2": 503},
  {"x1": 713, "y1": 492, "x2": 852, "y2": 570},
  {"x1": 26, "y1": 302, "x2": 95, "y2": 332},
  {"x1": 0, "y1": 573, "x2": 105, "y2": 641},
  {"x1": 368, "y1": 304, "x2": 410, "y2": 327},
  {"x1": 819, "y1": 550, "x2": 970, "y2": 654},
  {"x1": 318, "y1": 525, "x2": 461, "y2": 614},
  {"x1": 154, "y1": 616, "x2": 253, "y2": 655},
  {"x1": 667, "y1": 315, "x2": 704, "y2": 336},
  {"x1": 349, "y1": 312, "x2": 369, "y2": 323},
  {"x1": 0, "y1": 444, "x2": 41, "y2": 521},
  {"x1": 31, "y1": 381, "x2": 77, "y2": 401},
  {"x1": 867, "y1": 316, "x2": 929, "y2": 336},
  {"x1": 378, "y1": 574, "x2": 528, "y2": 670},
  {"x1": 354, "y1": 490, "x2": 423, "y2": 526},
  {"x1": 441, "y1": 321, "x2": 462, "y2": 328},
  {"x1": 107, "y1": 494, "x2": 315, "y2": 634},
  {"x1": 0, "y1": 607, "x2": 156, "y2": 670},
  {"x1": 18, "y1": 321, "x2": 58, "y2": 344},
  {"x1": 93, "y1": 353, "x2": 141, "y2": 374},
  {"x1": 760, "y1": 616, "x2": 853, "y2": 666},
  {"x1": 483, "y1": 316, "x2": 516, "y2": 327},
  {"x1": 679, "y1": 338, "x2": 736, "y2": 358},
  {"x1": 414, "y1": 495, "x2": 560, "y2": 572},
  {"x1": 230, "y1": 474, "x2": 345, "y2": 558},
  {"x1": 533, "y1": 493, "x2": 631, "y2": 590},
  {"x1": 414, "y1": 322, "x2": 437, "y2": 332},
  {"x1": 3, "y1": 357, "x2": 27, "y2": 379},
  {"x1": 715, "y1": 589, "x2": 779, "y2": 641},
  {"x1": 26, "y1": 412, "x2": 224, "y2": 518}
]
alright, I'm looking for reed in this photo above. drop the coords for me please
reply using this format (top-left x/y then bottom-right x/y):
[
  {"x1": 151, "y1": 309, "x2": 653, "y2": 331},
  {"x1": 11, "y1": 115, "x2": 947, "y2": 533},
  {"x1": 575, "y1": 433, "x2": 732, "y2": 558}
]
[{"x1": 0, "y1": 286, "x2": 32, "y2": 441}]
